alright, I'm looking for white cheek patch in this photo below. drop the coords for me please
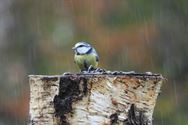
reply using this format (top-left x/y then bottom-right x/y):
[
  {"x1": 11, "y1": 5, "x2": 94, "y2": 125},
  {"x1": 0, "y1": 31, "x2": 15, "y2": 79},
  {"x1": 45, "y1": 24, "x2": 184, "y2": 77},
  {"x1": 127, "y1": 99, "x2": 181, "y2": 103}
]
[{"x1": 77, "y1": 46, "x2": 90, "y2": 54}]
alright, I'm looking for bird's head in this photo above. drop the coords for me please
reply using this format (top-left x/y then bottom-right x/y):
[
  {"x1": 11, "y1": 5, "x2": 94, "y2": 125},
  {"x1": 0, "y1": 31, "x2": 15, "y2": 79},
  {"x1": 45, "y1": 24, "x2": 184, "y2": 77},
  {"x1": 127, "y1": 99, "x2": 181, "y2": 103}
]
[{"x1": 72, "y1": 41, "x2": 92, "y2": 55}]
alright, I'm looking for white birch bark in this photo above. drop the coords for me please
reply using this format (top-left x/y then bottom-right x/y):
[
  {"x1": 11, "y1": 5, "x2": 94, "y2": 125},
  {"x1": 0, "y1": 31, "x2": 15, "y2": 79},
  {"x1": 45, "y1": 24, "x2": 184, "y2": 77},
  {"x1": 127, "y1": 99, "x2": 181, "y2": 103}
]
[
  {"x1": 29, "y1": 73, "x2": 164, "y2": 125},
  {"x1": 29, "y1": 75, "x2": 60, "y2": 125}
]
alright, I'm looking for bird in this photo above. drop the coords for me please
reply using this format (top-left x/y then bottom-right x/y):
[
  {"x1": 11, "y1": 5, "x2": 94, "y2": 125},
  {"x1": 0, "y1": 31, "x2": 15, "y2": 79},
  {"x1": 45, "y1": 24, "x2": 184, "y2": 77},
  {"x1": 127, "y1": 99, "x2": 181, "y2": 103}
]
[{"x1": 72, "y1": 41, "x2": 99, "y2": 72}]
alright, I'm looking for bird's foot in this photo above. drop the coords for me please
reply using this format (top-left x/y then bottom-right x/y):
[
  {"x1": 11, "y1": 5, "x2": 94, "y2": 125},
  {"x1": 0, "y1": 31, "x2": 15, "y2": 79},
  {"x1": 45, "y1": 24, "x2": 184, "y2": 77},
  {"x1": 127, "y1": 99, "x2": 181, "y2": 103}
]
[
  {"x1": 87, "y1": 65, "x2": 96, "y2": 72},
  {"x1": 81, "y1": 66, "x2": 107, "y2": 74}
]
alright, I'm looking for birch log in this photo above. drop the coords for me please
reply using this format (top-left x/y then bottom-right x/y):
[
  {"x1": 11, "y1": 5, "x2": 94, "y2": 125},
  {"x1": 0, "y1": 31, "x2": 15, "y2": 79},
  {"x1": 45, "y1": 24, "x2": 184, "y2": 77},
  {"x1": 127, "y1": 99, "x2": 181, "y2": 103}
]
[{"x1": 29, "y1": 72, "x2": 164, "y2": 125}]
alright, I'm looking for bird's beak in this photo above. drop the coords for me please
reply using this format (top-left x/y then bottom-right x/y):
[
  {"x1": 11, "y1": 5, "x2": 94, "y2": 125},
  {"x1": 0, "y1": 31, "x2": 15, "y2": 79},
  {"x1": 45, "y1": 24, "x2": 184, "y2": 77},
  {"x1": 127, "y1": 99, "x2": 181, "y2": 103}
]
[{"x1": 72, "y1": 47, "x2": 76, "y2": 50}]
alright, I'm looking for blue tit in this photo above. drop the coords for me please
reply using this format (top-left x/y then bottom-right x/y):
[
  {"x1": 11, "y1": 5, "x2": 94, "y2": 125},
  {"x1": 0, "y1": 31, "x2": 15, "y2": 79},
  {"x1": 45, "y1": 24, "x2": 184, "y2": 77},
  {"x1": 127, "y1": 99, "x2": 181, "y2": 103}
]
[{"x1": 72, "y1": 41, "x2": 99, "y2": 71}]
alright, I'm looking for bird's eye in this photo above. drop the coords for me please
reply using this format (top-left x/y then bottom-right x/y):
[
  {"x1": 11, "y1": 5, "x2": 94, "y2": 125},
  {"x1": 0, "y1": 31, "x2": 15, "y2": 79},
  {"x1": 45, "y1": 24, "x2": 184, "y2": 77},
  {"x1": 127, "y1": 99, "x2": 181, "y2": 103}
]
[{"x1": 79, "y1": 45, "x2": 84, "y2": 47}]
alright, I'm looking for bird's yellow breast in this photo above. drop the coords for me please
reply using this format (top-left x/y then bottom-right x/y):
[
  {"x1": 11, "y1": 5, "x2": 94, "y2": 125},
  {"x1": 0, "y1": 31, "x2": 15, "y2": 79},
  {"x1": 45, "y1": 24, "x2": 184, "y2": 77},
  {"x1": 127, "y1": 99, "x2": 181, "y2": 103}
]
[{"x1": 74, "y1": 53, "x2": 98, "y2": 71}]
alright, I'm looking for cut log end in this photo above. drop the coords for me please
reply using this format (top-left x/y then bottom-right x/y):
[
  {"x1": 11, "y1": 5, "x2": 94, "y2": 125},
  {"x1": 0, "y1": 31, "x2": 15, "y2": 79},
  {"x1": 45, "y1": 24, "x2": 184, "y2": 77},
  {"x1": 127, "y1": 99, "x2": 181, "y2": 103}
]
[{"x1": 29, "y1": 72, "x2": 164, "y2": 125}]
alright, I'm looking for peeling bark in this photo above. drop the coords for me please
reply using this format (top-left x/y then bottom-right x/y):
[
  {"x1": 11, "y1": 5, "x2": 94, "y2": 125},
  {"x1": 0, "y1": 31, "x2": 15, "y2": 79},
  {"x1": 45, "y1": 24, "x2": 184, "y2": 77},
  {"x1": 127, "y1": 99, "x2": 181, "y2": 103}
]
[
  {"x1": 29, "y1": 73, "x2": 164, "y2": 125},
  {"x1": 29, "y1": 75, "x2": 60, "y2": 125}
]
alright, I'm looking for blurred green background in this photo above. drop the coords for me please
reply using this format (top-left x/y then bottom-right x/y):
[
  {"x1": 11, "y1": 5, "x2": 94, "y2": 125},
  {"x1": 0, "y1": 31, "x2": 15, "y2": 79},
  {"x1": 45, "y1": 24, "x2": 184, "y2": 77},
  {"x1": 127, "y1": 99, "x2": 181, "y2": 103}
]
[{"x1": 0, "y1": 0, "x2": 188, "y2": 124}]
